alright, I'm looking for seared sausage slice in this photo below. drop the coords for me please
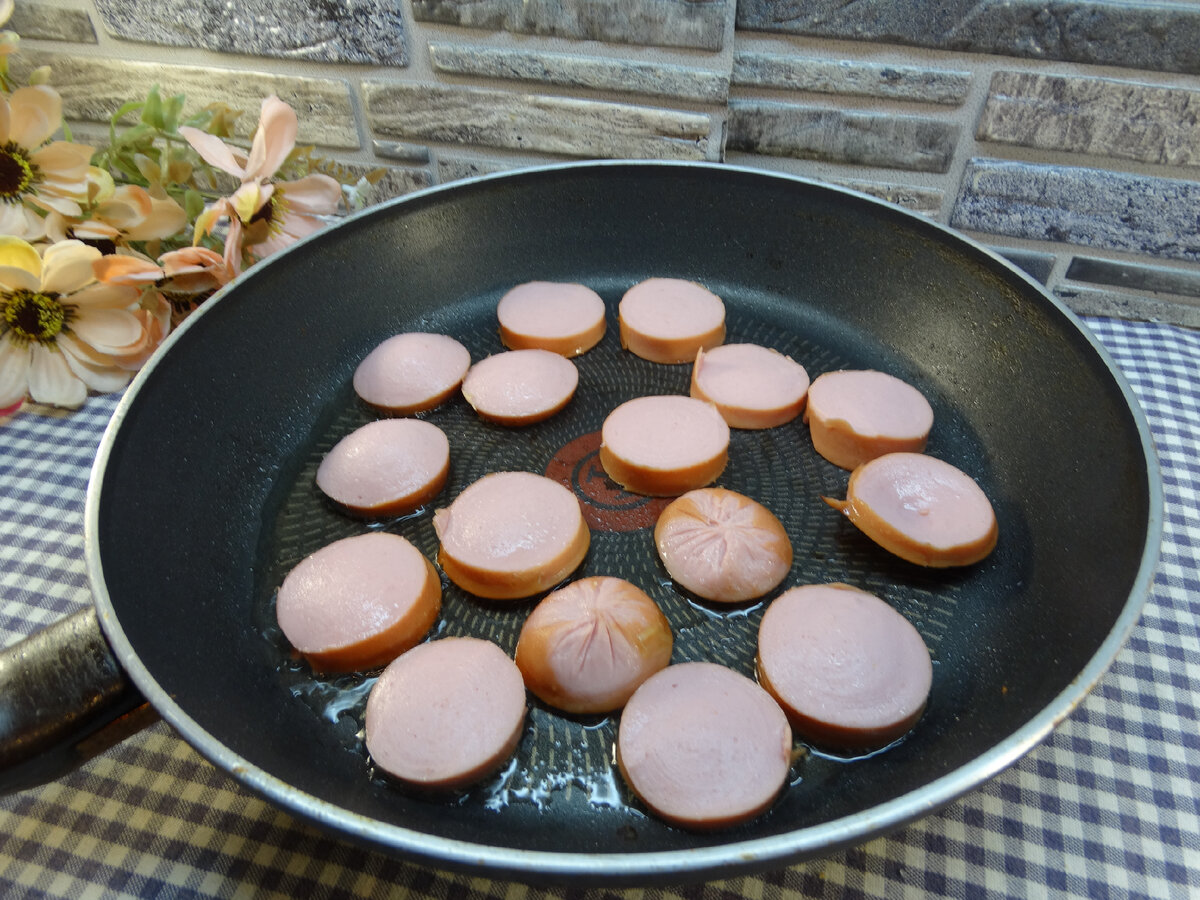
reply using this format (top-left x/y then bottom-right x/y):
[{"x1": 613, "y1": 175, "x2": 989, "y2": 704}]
[
  {"x1": 618, "y1": 278, "x2": 725, "y2": 364},
  {"x1": 654, "y1": 487, "x2": 792, "y2": 603},
  {"x1": 275, "y1": 532, "x2": 441, "y2": 673},
  {"x1": 433, "y1": 471, "x2": 590, "y2": 600},
  {"x1": 617, "y1": 662, "x2": 792, "y2": 830},
  {"x1": 353, "y1": 332, "x2": 471, "y2": 415},
  {"x1": 690, "y1": 343, "x2": 810, "y2": 429},
  {"x1": 315, "y1": 418, "x2": 450, "y2": 517},
  {"x1": 497, "y1": 281, "x2": 607, "y2": 357},
  {"x1": 599, "y1": 395, "x2": 730, "y2": 496},
  {"x1": 515, "y1": 576, "x2": 673, "y2": 714},
  {"x1": 461, "y1": 349, "x2": 579, "y2": 425},
  {"x1": 804, "y1": 369, "x2": 933, "y2": 470},
  {"x1": 823, "y1": 452, "x2": 998, "y2": 567},
  {"x1": 756, "y1": 583, "x2": 932, "y2": 751},
  {"x1": 365, "y1": 637, "x2": 526, "y2": 791}
]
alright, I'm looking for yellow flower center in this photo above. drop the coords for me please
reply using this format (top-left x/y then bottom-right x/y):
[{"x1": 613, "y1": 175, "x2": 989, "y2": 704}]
[
  {"x1": 2, "y1": 289, "x2": 68, "y2": 345},
  {"x1": 0, "y1": 141, "x2": 38, "y2": 203}
]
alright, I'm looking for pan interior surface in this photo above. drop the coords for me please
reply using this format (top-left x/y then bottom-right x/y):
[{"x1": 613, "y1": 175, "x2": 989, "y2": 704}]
[{"x1": 91, "y1": 163, "x2": 1156, "y2": 875}]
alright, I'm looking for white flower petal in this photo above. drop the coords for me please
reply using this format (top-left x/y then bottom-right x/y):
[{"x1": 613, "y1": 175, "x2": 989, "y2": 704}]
[
  {"x1": 68, "y1": 307, "x2": 144, "y2": 354},
  {"x1": 0, "y1": 203, "x2": 46, "y2": 241},
  {"x1": 27, "y1": 344, "x2": 86, "y2": 407},
  {"x1": 0, "y1": 334, "x2": 31, "y2": 407},
  {"x1": 0, "y1": 264, "x2": 40, "y2": 292},
  {"x1": 40, "y1": 242, "x2": 99, "y2": 294},
  {"x1": 59, "y1": 334, "x2": 132, "y2": 393},
  {"x1": 65, "y1": 281, "x2": 139, "y2": 310}
]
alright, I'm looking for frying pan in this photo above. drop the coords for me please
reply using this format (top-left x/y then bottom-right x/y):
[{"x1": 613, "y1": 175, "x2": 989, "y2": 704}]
[{"x1": 0, "y1": 161, "x2": 1161, "y2": 885}]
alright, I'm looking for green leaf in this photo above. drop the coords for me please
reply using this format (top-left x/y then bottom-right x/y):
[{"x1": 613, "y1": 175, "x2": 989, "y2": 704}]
[
  {"x1": 162, "y1": 92, "x2": 187, "y2": 134},
  {"x1": 184, "y1": 188, "x2": 206, "y2": 222},
  {"x1": 141, "y1": 85, "x2": 164, "y2": 130}
]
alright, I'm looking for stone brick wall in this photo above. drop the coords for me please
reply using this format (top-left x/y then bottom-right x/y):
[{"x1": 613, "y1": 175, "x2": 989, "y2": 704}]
[{"x1": 18, "y1": 0, "x2": 1200, "y2": 326}]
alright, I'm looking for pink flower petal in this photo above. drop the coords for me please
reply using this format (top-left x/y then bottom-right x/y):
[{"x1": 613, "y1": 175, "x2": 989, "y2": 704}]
[
  {"x1": 94, "y1": 254, "x2": 164, "y2": 286},
  {"x1": 244, "y1": 95, "x2": 297, "y2": 181},
  {"x1": 278, "y1": 173, "x2": 342, "y2": 215},
  {"x1": 9, "y1": 85, "x2": 61, "y2": 148},
  {"x1": 178, "y1": 126, "x2": 247, "y2": 179},
  {"x1": 68, "y1": 307, "x2": 145, "y2": 354},
  {"x1": 27, "y1": 344, "x2": 86, "y2": 407},
  {"x1": 0, "y1": 335, "x2": 31, "y2": 408}
]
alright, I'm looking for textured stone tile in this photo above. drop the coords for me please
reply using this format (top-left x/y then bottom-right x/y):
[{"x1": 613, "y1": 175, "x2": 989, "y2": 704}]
[
  {"x1": 11, "y1": 2, "x2": 96, "y2": 42},
  {"x1": 728, "y1": 101, "x2": 958, "y2": 172},
  {"x1": 732, "y1": 53, "x2": 970, "y2": 106},
  {"x1": 429, "y1": 43, "x2": 729, "y2": 103},
  {"x1": 1066, "y1": 257, "x2": 1200, "y2": 300},
  {"x1": 993, "y1": 248, "x2": 1057, "y2": 285},
  {"x1": 736, "y1": 1, "x2": 1200, "y2": 76},
  {"x1": 412, "y1": 0, "x2": 728, "y2": 52},
  {"x1": 1055, "y1": 285, "x2": 1200, "y2": 329},
  {"x1": 92, "y1": 0, "x2": 407, "y2": 65},
  {"x1": 835, "y1": 178, "x2": 943, "y2": 217},
  {"x1": 13, "y1": 51, "x2": 359, "y2": 150},
  {"x1": 951, "y1": 159, "x2": 1200, "y2": 264},
  {"x1": 436, "y1": 155, "x2": 525, "y2": 185},
  {"x1": 978, "y1": 72, "x2": 1200, "y2": 168},
  {"x1": 372, "y1": 141, "x2": 433, "y2": 164},
  {"x1": 364, "y1": 82, "x2": 714, "y2": 160},
  {"x1": 344, "y1": 164, "x2": 435, "y2": 206}
]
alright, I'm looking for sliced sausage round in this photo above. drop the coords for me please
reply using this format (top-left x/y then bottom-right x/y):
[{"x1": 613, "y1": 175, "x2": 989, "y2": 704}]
[
  {"x1": 756, "y1": 583, "x2": 933, "y2": 751},
  {"x1": 654, "y1": 487, "x2": 793, "y2": 603},
  {"x1": 364, "y1": 636, "x2": 527, "y2": 791},
  {"x1": 618, "y1": 278, "x2": 725, "y2": 364},
  {"x1": 315, "y1": 418, "x2": 450, "y2": 517},
  {"x1": 599, "y1": 395, "x2": 730, "y2": 496},
  {"x1": 433, "y1": 471, "x2": 591, "y2": 600},
  {"x1": 823, "y1": 452, "x2": 998, "y2": 567},
  {"x1": 804, "y1": 369, "x2": 934, "y2": 470},
  {"x1": 690, "y1": 343, "x2": 810, "y2": 429},
  {"x1": 353, "y1": 332, "x2": 471, "y2": 415},
  {"x1": 461, "y1": 349, "x2": 579, "y2": 425},
  {"x1": 515, "y1": 576, "x2": 673, "y2": 714},
  {"x1": 275, "y1": 532, "x2": 441, "y2": 673},
  {"x1": 616, "y1": 662, "x2": 792, "y2": 830},
  {"x1": 497, "y1": 281, "x2": 607, "y2": 357}
]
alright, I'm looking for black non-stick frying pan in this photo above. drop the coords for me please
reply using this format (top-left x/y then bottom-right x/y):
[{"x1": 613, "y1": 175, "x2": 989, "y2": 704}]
[{"x1": 1, "y1": 162, "x2": 1161, "y2": 884}]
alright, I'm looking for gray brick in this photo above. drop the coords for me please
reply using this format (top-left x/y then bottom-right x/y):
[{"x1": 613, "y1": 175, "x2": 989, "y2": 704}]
[
  {"x1": 993, "y1": 248, "x2": 1057, "y2": 285},
  {"x1": 11, "y1": 2, "x2": 96, "y2": 42},
  {"x1": 951, "y1": 159, "x2": 1200, "y2": 264},
  {"x1": 835, "y1": 179, "x2": 943, "y2": 217},
  {"x1": 412, "y1": 0, "x2": 728, "y2": 52},
  {"x1": 728, "y1": 101, "x2": 959, "y2": 173},
  {"x1": 1066, "y1": 257, "x2": 1200, "y2": 301},
  {"x1": 732, "y1": 53, "x2": 970, "y2": 106},
  {"x1": 429, "y1": 43, "x2": 729, "y2": 103},
  {"x1": 92, "y1": 0, "x2": 407, "y2": 65},
  {"x1": 364, "y1": 82, "x2": 714, "y2": 161},
  {"x1": 736, "y1": 1, "x2": 1200, "y2": 76},
  {"x1": 437, "y1": 156, "x2": 530, "y2": 184},
  {"x1": 978, "y1": 72, "x2": 1200, "y2": 168},
  {"x1": 1055, "y1": 285, "x2": 1200, "y2": 329},
  {"x1": 13, "y1": 51, "x2": 359, "y2": 150}
]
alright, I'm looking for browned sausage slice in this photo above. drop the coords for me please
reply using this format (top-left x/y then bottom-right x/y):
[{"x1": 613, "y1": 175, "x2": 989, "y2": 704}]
[
  {"x1": 353, "y1": 332, "x2": 471, "y2": 415},
  {"x1": 690, "y1": 343, "x2": 810, "y2": 429},
  {"x1": 497, "y1": 281, "x2": 607, "y2": 357},
  {"x1": 461, "y1": 349, "x2": 579, "y2": 425},
  {"x1": 756, "y1": 583, "x2": 932, "y2": 751},
  {"x1": 804, "y1": 369, "x2": 933, "y2": 470},
  {"x1": 618, "y1": 278, "x2": 725, "y2": 364},
  {"x1": 599, "y1": 395, "x2": 729, "y2": 496},
  {"x1": 364, "y1": 637, "x2": 527, "y2": 791},
  {"x1": 275, "y1": 532, "x2": 441, "y2": 673},
  {"x1": 616, "y1": 662, "x2": 792, "y2": 830},
  {"x1": 515, "y1": 576, "x2": 673, "y2": 714}
]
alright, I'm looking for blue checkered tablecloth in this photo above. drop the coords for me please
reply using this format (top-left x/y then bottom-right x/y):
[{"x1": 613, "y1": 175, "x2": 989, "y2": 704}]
[{"x1": 1, "y1": 315, "x2": 1197, "y2": 899}]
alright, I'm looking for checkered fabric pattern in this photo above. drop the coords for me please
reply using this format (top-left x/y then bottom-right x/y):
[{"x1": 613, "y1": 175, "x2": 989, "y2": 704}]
[{"x1": 1, "y1": 316, "x2": 1197, "y2": 899}]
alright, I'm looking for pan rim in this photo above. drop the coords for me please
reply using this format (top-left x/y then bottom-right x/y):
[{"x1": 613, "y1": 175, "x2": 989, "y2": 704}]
[{"x1": 82, "y1": 159, "x2": 1164, "y2": 883}]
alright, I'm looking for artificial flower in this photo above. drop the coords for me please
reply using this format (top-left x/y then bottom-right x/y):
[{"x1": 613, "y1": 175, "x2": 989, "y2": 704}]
[
  {"x1": 46, "y1": 183, "x2": 188, "y2": 251},
  {"x1": 0, "y1": 86, "x2": 94, "y2": 240},
  {"x1": 0, "y1": 237, "x2": 164, "y2": 408},
  {"x1": 157, "y1": 245, "x2": 233, "y2": 295},
  {"x1": 242, "y1": 172, "x2": 342, "y2": 261}
]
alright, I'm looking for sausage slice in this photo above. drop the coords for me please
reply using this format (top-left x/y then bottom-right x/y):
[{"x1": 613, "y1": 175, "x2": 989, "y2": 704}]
[
  {"x1": 804, "y1": 369, "x2": 933, "y2": 470},
  {"x1": 275, "y1": 532, "x2": 441, "y2": 673},
  {"x1": 654, "y1": 487, "x2": 792, "y2": 603},
  {"x1": 690, "y1": 343, "x2": 810, "y2": 429},
  {"x1": 515, "y1": 576, "x2": 673, "y2": 714},
  {"x1": 433, "y1": 471, "x2": 591, "y2": 600},
  {"x1": 599, "y1": 395, "x2": 730, "y2": 496},
  {"x1": 461, "y1": 349, "x2": 579, "y2": 425},
  {"x1": 823, "y1": 452, "x2": 998, "y2": 567},
  {"x1": 365, "y1": 637, "x2": 527, "y2": 791},
  {"x1": 353, "y1": 332, "x2": 472, "y2": 415},
  {"x1": 497, "y1": 281, "x2": 607, "y2": 357},
  {"x1": 618, "y1": 278, "x2": 725, "y2": 364},
  {"x1": 616, "y1": 662, "x2": 792, "y2": 830},
  {"x1": 756, "y1": 583, "x2": 932, "y2": 751}
]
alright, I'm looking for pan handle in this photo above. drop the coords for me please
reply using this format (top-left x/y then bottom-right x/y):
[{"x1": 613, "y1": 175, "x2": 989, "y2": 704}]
[{"x1": 0, "y1": 606, "x2": 157, "y2": 794}]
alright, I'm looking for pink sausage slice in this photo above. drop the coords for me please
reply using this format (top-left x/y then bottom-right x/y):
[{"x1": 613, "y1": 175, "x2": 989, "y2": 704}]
[
  {"x1": 353, "y1": 332, "x2": 471, "y2": 415},
  {"x1": 690, "y1": 343, "x2": 810, "y2": 429},
  {"x1": 756, "y1": 583, "x2": 932, "y2": 751},
  {"x1": 618, "y1": 278, "x2": 726, "y2": 364},
  {"x1": 461, "y1": 349, "x2": 579, "y2": 425},
  {"x1": 617, "y1": 662, "x2": 792, "y2": 830},
  {"x1": 515, "y1": 576, "x2": 673, "y2": 714},
  {"x1": 654, "y1": 488, "x2": 793, "y2": 603},
  {"x1": 275, "y1": 532, "x2": 441, "y2": 673},
  {"x1": 804, "y1": 370, "x2": 934, "y2": 470},
  {"x1": 497, "y1": 281, "x2": 607, "y2": 357},
  {"x1": 364, "y1": 637, "x2": 527, "y2": 791},
  {"x1": 823, "y1": 452, "x2": 998, "y2": 567},
  {"x1": 599, "y1": 395, "x2": 730, "y2": 496},
  {"x1": 433, "y1": 471, "x2": 590, "y2": 600},
  {"x1": 315, "y1": 418, "x2": 450, "y2": 517}
]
